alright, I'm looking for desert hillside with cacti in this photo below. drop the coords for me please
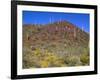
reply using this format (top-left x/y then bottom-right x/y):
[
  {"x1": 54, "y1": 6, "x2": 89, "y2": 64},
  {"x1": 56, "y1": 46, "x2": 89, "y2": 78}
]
[{"x1": 23, "y1": 20, "x2": 89, "y2": 68}]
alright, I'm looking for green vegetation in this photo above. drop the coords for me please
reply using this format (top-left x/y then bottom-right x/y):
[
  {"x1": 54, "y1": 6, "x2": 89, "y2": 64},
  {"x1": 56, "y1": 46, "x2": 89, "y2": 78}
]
[
  {"x1": 80, "y1": 48, "x2": 89, "y2": 65},
  {"x1": 23, "y1": 48, "x2": 67, "y2": 68},
  {"x1": 64, "y1": 56, "x2": 80, "y2": 66},
  {"x1": 23, "y1": 48, "x2": 89, "y2": 68}
]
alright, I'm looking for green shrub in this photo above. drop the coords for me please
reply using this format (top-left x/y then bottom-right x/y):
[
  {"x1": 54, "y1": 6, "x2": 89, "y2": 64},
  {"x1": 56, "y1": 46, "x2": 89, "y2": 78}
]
[
  {"x1": 80, "y1": 53, "x2": 89, "y2": 65},
  {"x1": 80, "y1": 47, "x2": 89, "y2": 65},
  {"x1": 64, "y1": 56, "x2": 79, "y2": 66}
]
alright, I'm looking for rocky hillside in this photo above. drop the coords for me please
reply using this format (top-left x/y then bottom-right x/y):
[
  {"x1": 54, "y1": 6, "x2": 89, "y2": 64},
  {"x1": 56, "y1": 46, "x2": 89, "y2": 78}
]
[{"x1": 23, "y1": 20, "x2": 89, "y2": 68}]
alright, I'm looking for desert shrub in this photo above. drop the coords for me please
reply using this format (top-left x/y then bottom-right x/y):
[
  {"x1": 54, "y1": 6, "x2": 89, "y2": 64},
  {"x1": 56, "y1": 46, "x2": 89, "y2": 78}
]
[
  {"x1": 80, "y1": 47, "x2": 89, "y2": 65},
  {"x1": 39, "y1": 60, "x2": 50, "y2": 68},
  {"x1": 34, "y1": 48, "x2": 41, "y2": 56},
  {"x1": 80, "y1": 53, "x2": 89, "y2": 65},
  {"x1": 51, "y1": 58, "x2": 66, "y2": 67},
  {"x1": 64, "y1": 56, "x2": 79, "y2": 66},
  {"x1": 39, "y1": 50, "x2": 66, "y2": 67},
  {"x1": 23, "y1": 48, "x2": 42, "y2": 68},
  {"x1": 23, "y1": 54, "x2": 36, "y2": 68},
  {"x1": 23, "y1": 48, "x2": 68, "y2": 68}
]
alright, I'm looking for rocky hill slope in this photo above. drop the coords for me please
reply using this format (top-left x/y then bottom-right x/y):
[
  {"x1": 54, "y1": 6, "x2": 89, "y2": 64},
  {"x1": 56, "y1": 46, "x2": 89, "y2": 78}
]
[{"x1": 23, "y1": 20, "x2": 89, "y2": 68}]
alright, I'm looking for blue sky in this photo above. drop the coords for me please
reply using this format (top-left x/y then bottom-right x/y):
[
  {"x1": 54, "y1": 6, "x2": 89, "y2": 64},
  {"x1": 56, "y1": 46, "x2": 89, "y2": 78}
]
[{"x1": 23, "y1": 11, "x2": 90, "y2": 33}]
